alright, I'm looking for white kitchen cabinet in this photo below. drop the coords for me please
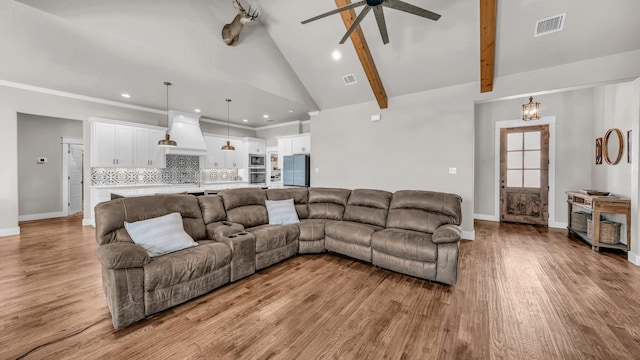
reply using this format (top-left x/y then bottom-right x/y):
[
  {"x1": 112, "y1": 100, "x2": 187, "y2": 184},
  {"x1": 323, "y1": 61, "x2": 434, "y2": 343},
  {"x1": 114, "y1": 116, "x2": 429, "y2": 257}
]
[
  {"x1": 226, "y1": 139, "x2": 245, "y2": 169},
  {"x1": 292, "y1": 134, "x2": 311, "y2": 154},
  {"x1": 247, "y1": 138, "x2": 266, "y2": 154},
  {"x1": 133, "y1": 128, "x2": 166, "y2": 168},
  {"x1": 205, "y1": 135, "x2": 227, "y2": 169},
  {"x1": 92, "y1": 122, "x2": 134, "y2": 167},
  {"x1": 277, "y1": 137, "x2": 293, "y2": 171}
]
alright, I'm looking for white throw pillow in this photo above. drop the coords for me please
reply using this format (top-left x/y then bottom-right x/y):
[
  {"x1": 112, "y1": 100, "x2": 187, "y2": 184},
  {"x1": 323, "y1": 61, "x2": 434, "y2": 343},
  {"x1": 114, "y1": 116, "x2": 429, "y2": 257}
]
[
  {"x1": 124, "y1": 212, "x2": 198, "y2": 257},
  {"x1": 266, "y1": 199, "x2": 300, "y2": 225}
]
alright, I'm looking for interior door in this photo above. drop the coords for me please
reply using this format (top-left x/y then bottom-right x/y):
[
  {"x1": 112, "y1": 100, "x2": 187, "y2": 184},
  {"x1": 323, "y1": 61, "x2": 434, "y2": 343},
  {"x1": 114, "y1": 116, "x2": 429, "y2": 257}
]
[
  {"x1": 68, "y1": 144, "x2": 84, "y2": 215},
  {"x1": 500, "y1": 125, "x2": 549, "y2": 225}
]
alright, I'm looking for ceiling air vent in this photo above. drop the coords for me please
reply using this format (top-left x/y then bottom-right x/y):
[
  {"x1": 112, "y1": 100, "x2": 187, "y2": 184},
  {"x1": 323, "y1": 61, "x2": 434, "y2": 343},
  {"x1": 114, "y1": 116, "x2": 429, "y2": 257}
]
[
  {"x1": 343, "y1": 74, "x2": 357, "y2": 86},
  {"x1": 534, "y1": 13, "x2": 566, "y2": 37}
]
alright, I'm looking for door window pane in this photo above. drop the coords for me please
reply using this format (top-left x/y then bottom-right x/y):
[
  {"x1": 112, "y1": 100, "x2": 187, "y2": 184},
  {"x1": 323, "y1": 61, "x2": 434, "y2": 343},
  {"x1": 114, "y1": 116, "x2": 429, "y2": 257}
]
[
  {"x1": 524, "y1": 131, "x2": 541, "y2": 150},
  {"x1": 507, "y1": 133, "x2": 523, "y2": 151},
  {"x1": 507, "y1": 151, "x2": 523, "y2": 169},
  {"x1": 523, "y1": 170, "x2": 541, "y2": 187},
  {"x1": 524, "y1": 151, "x2": 541, "y2": 169},
  {"x1": 507, "y1": 170, "x2": 523, "y2": 187}
]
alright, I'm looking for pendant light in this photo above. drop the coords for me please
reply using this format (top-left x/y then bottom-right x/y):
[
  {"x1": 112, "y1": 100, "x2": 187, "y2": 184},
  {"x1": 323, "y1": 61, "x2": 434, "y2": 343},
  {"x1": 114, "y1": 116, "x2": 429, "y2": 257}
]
[
  {"x1": 158, "y1": 81, "x2": 177, "y2": 147},
  {"x1": 522, "y1": 96, "x2": 540, "y2": 121},
  {"x1": 221, "y1": 98, "x2": 235, "y2": 151}
]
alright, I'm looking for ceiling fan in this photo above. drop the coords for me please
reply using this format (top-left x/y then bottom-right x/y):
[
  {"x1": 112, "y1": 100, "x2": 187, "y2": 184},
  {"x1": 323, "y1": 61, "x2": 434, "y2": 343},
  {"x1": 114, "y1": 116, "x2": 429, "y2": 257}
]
[{"x1": 301, "y1": 0, "x2": 441, "y2": 45}]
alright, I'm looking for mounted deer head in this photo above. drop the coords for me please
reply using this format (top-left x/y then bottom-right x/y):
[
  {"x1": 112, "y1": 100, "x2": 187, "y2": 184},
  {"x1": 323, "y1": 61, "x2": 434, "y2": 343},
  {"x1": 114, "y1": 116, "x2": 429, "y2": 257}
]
[{"x1": 222, "y1": 0, "x2": 259, "y2": 46}]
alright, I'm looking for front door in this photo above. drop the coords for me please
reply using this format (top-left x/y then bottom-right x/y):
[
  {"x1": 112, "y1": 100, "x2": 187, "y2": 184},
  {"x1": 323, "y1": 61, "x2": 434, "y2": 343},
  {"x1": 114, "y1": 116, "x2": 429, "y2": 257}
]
[{"x1": 500, "y1": 125, "x2": 549, "y2": 225}]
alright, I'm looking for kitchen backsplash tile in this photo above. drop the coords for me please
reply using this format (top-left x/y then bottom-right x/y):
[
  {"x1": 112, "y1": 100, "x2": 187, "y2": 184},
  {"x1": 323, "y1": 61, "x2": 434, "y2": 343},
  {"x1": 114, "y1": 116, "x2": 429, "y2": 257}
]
[{"x1": 91, "y1": 155, "x2": 239, "y2": 186}]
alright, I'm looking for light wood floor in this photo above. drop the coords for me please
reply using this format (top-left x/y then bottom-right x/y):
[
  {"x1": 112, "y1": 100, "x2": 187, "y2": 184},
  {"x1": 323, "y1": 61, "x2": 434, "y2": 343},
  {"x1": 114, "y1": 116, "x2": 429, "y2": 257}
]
[{"x1": 2, "y1": 216, "x2": 640, "y2": 359}]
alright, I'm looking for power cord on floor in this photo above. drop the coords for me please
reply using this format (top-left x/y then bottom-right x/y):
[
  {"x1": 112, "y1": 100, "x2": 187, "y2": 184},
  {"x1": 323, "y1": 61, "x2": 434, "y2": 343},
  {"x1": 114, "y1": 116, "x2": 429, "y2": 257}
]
[{"x1": 15, "y1": 317, "x2": 109, "y2": 360}]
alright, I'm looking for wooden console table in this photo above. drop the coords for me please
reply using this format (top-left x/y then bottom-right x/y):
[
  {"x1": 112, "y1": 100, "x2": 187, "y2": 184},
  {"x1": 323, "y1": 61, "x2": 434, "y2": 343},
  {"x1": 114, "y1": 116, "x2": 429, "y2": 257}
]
[{"x1": 566, "y1": 191, "x2": 631, "y2": 251}]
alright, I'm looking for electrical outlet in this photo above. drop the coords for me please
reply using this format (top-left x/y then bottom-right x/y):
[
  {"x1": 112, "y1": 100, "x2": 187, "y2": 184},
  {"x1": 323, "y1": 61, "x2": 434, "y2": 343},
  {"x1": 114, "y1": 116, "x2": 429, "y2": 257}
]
[
  {"x1": 315, "y1": 168, "x2": 320, "y2": 173},
  {"x1": 37, "y1": 157, "x2": 47, "y2": 164},
  {"x1": 449, "y1": 167, "x2": 457, "y2": 175}
]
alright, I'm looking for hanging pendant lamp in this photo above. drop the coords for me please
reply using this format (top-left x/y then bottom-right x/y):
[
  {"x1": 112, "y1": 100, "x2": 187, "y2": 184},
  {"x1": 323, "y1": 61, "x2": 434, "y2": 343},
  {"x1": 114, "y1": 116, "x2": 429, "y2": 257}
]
[
  {"x1": 221, "y1": 98, "x2": 235, "y2": 151},
  {"x1": 158, "y1": 81, "x2": 177, "y2": 147}
]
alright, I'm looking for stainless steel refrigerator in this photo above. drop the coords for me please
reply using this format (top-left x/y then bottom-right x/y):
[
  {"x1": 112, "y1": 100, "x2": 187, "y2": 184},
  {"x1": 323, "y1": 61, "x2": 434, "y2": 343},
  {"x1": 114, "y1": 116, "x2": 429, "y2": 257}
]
[{"x1": 283, "y1": 154, "x2": 310, "y2": 187}]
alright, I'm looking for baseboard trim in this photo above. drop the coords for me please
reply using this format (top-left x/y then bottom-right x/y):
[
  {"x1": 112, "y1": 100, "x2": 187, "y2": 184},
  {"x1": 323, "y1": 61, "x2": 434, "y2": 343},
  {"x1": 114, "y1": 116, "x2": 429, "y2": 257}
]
[
  {"x1": 18, "y1": 211, "x2": 66, "y2": 222},
  {"x1": 82, "y1": 218, "x2": 94, "y2": 227},
  {"x1": 549, "y1": 221, "x2": 568, "y2": 229},
  {"x1": 0, "y1": 227, "x2": 20, "y2": 237},
  {"x1": 462, "y1": 230, "x2": 475, "y2": 241},
  {"x1": 629, "y1": 251, "x2": 640, "y2": 266},
  {"x1": 474, "y1": 213, "x2": 498, "y2": 222}
]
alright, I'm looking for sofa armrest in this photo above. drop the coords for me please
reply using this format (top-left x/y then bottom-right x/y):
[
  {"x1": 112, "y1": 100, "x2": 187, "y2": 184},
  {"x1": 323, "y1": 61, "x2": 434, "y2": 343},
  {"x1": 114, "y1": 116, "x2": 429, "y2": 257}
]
[
  {"x1": 432, "y1": 224, "x2": 463, "y2": 244},
  {"x1": 96, "y1": 242, "x2": 150, "y2": 270},
  {"x1": 207, "y1": 221, "x2": 245, "y2": 240}
]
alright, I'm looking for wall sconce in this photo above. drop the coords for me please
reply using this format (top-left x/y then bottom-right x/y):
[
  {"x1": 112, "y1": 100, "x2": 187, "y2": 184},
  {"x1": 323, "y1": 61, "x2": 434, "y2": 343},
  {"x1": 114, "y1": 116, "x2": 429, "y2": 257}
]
[{"x1": 522, "y1": 96, "x2": 540, "y2": 121}]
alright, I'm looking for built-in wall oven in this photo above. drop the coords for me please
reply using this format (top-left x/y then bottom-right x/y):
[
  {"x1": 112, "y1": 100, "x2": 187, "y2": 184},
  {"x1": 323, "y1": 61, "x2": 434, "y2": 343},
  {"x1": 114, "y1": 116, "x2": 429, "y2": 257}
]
[
  {"x1": 249, "y1": 168, "x2": 266, "y2": 184},
  {"x1": 249, "y1": 154, "x2": 266, "y2": 168}
]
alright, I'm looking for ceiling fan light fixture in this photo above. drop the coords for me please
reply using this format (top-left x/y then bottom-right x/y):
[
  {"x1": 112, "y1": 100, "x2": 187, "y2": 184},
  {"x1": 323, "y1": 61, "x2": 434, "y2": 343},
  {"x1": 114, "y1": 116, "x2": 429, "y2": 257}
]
[
  {"x1": 222, "y1": 99, "x2": 235, "y2": 152},
  {"x1": 158, "y1": 81, "x2": 177, "y2": 147},
  {"x1": 522, "y1": 96, "x2": 540, "y2": 121}
]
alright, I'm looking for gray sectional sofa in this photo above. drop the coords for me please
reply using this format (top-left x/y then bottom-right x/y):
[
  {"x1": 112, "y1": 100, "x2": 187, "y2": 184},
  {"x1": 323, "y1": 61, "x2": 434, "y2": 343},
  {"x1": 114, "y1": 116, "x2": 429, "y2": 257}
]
[{"x1": 94, "y1": 187, "x2": 463, "y2": 329}]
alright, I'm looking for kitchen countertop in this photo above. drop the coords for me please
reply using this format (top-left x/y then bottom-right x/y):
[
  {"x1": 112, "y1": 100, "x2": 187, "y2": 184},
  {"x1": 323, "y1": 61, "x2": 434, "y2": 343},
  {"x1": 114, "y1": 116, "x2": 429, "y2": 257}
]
[{"x1": 91, "y1": 181, "x2": 248, "y2": 189}]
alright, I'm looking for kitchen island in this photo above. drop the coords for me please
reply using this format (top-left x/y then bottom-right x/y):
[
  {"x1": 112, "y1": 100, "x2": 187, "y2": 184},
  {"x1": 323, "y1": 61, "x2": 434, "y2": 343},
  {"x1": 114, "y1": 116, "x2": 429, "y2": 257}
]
[{"x1": 88, "y1": 181, "x2": 265, "y2": 227}]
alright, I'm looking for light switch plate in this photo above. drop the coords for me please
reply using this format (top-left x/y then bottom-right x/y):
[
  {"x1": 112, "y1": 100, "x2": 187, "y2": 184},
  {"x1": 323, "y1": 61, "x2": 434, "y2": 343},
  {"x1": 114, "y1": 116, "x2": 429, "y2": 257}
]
[{"x1": 449, "y1": 167, "x2": 457, "y2": 175}]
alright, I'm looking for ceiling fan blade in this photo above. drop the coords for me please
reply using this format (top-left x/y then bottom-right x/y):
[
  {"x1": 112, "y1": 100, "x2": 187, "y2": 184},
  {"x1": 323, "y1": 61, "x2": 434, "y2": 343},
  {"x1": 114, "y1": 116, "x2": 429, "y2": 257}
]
[
  {"x1": 383, "y1": 0, "x2": 441, "y2": 21},
  {"x1": 373, "y1": 6, "x2": 389, "y2": 44},
  {"x1": 339, "y1": 5, "x2": 372, "y2": 44},
  {"x1": 301, "y1": 1, "x2": 366, "y2": 24}
]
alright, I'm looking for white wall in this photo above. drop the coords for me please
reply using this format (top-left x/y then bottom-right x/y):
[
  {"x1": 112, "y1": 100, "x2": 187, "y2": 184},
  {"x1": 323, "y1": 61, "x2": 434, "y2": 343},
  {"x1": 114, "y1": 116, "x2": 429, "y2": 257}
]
[
  {"x1": 474, "y1": 87, "x2": 596, "y2": 225},
  {"x1": 18, "y1": 114, "x2": 83, "y2": 216},
  {"x1": 0, "y1": 84, "x2": 166, "y2": 236},
  {"x1": 313, "y1": 83, "x2": 476, "y2": 236},
  {"x1": 200, "y1": 120, "x2": 256, "y2": 138}
]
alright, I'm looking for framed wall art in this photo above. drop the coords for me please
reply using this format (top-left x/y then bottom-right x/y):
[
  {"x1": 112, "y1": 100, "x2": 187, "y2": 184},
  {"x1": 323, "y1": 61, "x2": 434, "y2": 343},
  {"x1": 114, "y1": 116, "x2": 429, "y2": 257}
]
[{"x1": 596, "y1": 137, "x2": 602, "y2": 165}]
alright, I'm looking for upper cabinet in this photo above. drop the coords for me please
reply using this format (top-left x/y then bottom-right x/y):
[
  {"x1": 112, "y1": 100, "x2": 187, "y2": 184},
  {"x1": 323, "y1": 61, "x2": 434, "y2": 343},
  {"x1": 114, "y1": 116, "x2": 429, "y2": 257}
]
[
  {"x1": 133, "y1": 128, "x2": 167, "y2": 168},
  {"x1": 204, "y1": 135, "x2": 245, "y2": 169},
  {"x1": 246, "y1": 138, "x2": 266, "y2": 154},
  {"x1": 91, "y1": 119, "x2": 166, "y2": 168},
  {"x1": 276, "y1": 133, "x2": 310, "y2": 170}
]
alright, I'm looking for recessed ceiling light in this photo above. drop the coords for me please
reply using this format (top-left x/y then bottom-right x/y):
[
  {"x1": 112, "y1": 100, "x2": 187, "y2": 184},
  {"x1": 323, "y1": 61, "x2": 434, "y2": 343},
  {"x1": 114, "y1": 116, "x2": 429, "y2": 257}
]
[
  {"x1": 121, "y1": 93, "x2": 131, "y2": 98},
  {"x1": 194, "y1": 109, "x2": 201, "y2": 113},
  {"x1": 332, "y1": 49, "x2": 342, "y2": 61},
  {"x1": 263, "y1": 114, "x2": 269, "y2": 118},
  {"x1": 243, "y1": 119, "x2": 249, "y2": 123},
  {"x1": 288, "y1": 110, "x2": 294, "y2": 113}
]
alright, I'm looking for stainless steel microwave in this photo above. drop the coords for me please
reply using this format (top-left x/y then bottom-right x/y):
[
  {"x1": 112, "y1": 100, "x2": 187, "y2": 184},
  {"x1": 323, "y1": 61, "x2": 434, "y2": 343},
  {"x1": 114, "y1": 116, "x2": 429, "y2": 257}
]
[{"x1": 249, "y1": 154, "x2": 265, "y2": 168}]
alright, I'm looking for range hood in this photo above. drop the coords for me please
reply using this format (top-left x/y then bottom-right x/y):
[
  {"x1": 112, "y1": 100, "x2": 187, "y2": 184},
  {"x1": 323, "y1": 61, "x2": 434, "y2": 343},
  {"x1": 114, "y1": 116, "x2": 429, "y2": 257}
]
[{"x1": 164, "y1": 110, "x2": 208, "y2": 156}]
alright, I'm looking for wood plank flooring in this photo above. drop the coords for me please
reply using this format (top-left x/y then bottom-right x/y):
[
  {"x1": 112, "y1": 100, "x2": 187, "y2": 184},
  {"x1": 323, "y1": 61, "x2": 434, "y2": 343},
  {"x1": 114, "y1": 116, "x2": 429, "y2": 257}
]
[{"x1": 2, "y1": 217, "x2": 640, "y2": 359}]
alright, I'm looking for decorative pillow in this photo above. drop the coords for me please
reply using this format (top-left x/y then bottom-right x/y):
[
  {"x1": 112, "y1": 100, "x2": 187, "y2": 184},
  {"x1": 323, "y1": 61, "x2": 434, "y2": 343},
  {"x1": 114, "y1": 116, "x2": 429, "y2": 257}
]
[
  {"x1": 265, "y1": 199, "x2": 300, "y2": 225},
  {"x1": 124, "y1": 212, "x2": 198, "y2": 257}
]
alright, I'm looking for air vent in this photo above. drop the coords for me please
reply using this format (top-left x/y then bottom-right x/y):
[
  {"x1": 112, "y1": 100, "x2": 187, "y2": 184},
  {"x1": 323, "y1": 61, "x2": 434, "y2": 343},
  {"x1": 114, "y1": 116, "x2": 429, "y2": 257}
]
[
  {"x1": 534, "y1": 13, "x2": 565, "y2": 37},
  {"x1": 343, "y1": 74, "x2": 357, "y2": 86}
]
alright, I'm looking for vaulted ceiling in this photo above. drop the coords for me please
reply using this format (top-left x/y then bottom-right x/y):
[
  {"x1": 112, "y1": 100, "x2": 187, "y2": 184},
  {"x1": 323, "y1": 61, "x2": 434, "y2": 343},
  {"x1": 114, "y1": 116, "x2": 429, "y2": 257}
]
[{"x1": 4, "y1": 0, "x2": 640, "y2": 126}]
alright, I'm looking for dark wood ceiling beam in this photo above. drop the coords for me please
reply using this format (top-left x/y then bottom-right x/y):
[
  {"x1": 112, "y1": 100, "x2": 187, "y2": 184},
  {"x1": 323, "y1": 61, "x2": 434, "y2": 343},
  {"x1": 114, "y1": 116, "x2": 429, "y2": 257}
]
[
  {"x1": 480, "y1": 0, "x2": 496, "y2": 93},
  {"x1": 335, "y1": 0, "x2": 388, "y2": 109}
]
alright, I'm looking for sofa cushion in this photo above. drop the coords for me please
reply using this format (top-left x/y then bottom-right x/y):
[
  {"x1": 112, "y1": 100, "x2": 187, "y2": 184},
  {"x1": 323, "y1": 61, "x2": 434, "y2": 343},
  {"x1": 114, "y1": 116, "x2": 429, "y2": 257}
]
[
  {"x1": 246, "y1": 224, "x2": 300, "y2": 254},
  {"x1": 343, "y1": 189, "x2": 393, "y2": 228},
  {"x1": 125, "y1": 212, "x2": 198, "y2": 257},
  {"x1": 197, "y1": 195, "x2": 227, "y2": 224},
  {"x1": 266, "y1": 199, "x2": 300, "y2": 225},
  {"x1": 308, "y1": 188, "x2": 352, "y2": 220},
  {"x1": 266, "y1": 188, "x2": 309, "y2": 219},
  {"x1": 325, "y1": 221, "x2": 380, "y2": 247},
  {"x1": 386, "y1": 190, "x2": 462, "y2": 233},
  {"x1": 298, "y1": 219, "x2": 334, "y2": 242},
  {"x1": 220, "y1": 188, "x2": 268, "y2": 228},
  {"x1": 371, "y1": 228, "x2": 438, "y2": 263},
  {"x1": 143, "y1": 241, "x2": 231, "y2": 292}
]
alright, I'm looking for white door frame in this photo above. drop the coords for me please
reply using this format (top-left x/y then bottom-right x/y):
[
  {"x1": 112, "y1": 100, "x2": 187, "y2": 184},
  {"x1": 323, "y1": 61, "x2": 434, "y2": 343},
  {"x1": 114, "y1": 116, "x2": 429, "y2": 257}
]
[
  {"x1": 61, "y1": 137, "x2": 83, "y2": 216},
  {"x1": 493, "y1": 116, "x2": 561, "y2": 228}
]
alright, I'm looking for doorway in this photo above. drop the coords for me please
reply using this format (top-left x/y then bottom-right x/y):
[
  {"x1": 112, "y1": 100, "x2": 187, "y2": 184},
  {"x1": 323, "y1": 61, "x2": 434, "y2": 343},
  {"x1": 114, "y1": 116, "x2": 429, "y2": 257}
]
[{"x1": 499, "y1": 125, "x2": 549, "y2": 225}]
